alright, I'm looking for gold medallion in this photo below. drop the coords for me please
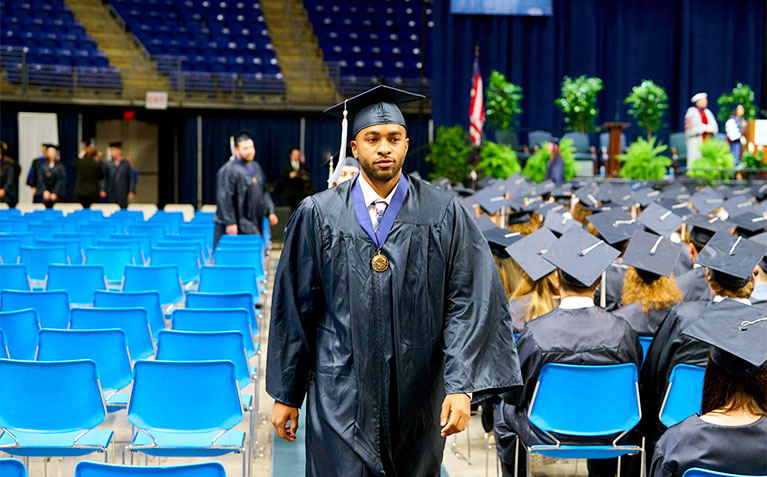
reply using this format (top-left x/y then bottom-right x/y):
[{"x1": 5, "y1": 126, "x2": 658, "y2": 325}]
[
  {"x1": 252, "y1": 177, "x2": 258, "y2": 184},
  {"x1": 371, "y1": 252, "x2": 389, "y2": 272}
]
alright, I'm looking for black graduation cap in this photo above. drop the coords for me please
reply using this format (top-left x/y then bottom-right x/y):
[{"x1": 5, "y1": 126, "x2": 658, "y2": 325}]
[
  {"x1": 605, "y1": 184, "x2": 637, "y2": 207},
  {"x1": 573, "y1": 186, "x2": 601, "y2": 208},
  {"x1": 586, "y1": 209, "x2": 638, "y2": 246},
  {"x1": 324, "y1": 146, "x2": 359, "y2": 169},
  {"x1": 433, "y1": 177, "x2": 451, "y2": 189},
  {"x1": 45, "y1": 143, "x2": 60, "y2": 150},
  {"x1": 683, "y1": 299, "x2": 767, "y2": 377},
  {"x1": 549, "y1": 183, "x2": 573, "y2": 199},
  {"x1": 451, "y1": 185, "x2": 475, "y2": 197},
  {"x1": 695, "y1": 231, "x2": 767, "y2": 289},
  {"x1": 691, "y1": 189, "x2": 724, "y2": 215},
  {"x1": 543, "y1": 208, "x2": 581, "y2": 236},
  {"x1": 660, "y1": 199, "x2": 695, "y2": 219},
  {"x1": 506, "y1": 227, "x2": 558, "y2": 281},
  {"x1": 324, "y1": 85, "x2": 425, "y2": 139},
  {"x1": 752, "y1": 183, "x2": 767, "y2": 201},
  {"x1": 543, "y1": 227, "x2": 621, "y2": 288},
  {"x1": 637, "y1": 202, "x2": 682, "y2": 236},
  {"x1": 231, "y1": 131, "x2": 253, "y2": 146},
  {"x1": 722, "y1": 195, "x2": 755, "y2": 218},
  {"x1": 748, "y1": 231, "x2": 767, "y2": 272},
  {"x1": 482, "y1": 226, "x2": 524, "y2": 257},
  {"x1": 686, "y1": 214, "x2": 734, "y2": 246},
  {"x1": 474, "y1": 214, "x2": 497, "y2": 232},
  {"x1": 622, "y1": 229, "x2": 683, "y2": 279},
  {"x1": 633, "y1": 187, "x2": 661, "y2": 207},
  {"x1": 476, "y1": 177, "x2": 496, "y2": 189},
  {"x1": 730, "y1": 212, "x2": 767, "y2": 237},
  {"x1": 475, "y1": 189, "x2": 508, "y2": 215},
  {"x1": 713, "y1": 184, "x2": 734, "y2": 199}
]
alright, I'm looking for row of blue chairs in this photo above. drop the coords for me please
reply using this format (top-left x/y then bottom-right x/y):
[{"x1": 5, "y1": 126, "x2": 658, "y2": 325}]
[{"x1": 0, "y1": 459, "x2": 226, "y2": 476}]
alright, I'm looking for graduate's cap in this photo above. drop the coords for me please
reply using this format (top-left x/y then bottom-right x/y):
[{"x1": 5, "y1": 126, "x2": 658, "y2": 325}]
[
  {"x1": 506, "y1": 227, "x2": 558, "y2": 281},
  {"x1": 325, "y1": 146, "x2": 358, "y2": 168},
  {"x1": 605, "y1": 185, "x2": 637, "y2": 207},
  {"x1": 549, "y1": 136, "x2": 560, "y2": 146},
  {"x1": 107, "y1": 141, "x2": 121, "y2": 149},
  {"x1": 691, "y1": 189, "x2": 724, "y2": 215},
  {"x1": 586, "y1": 209, "x2": 638, "y2": 246},
  {"x1": 730, "y1": 212, "x2": 767, "y2": 237},
  {"x1": 722, "y1": 195, "x2": 755, "y2": 218},
  {"x1": 86, "y1": 138, "x2": 97, "y2": 147},
  {"x1": 622, "y1": 229, "x2": 683, "y2": 279},
  {"x1": 324, "y1": 85, "x2": 425, "y2": 139},
  {"x1": 695, "y1": 231, "x2": 767, "y2": 289},
  {"x1": 549, "y1": 183, "x2": 573, "y2": 199},
  {"x1": 573, "y1": 185, "x2": 601, "y2": 208},
  {"x1": 475, "y1": 189, "x2": 508, "y2": 215},
  {"x1": 482, "y1": 226, "x2": 523, "y2": 257},
  {"x1": 686, "y1": 214, "x2": 734, "y2": 246},
  {"x1": 637, "y1": 202, "x2": 682, "y2": 236},
  {"x1": 473, "y1": 213, "x2": 497, "y2": 232},
  {"x1": 748, "y1": 231, "x2": 767, "y2": 272},
  {"x1": 690, "y1": 92, "x2": 707, "y2": 103},
  {"x1": 543, "y1": 208, "x2": 581, "y2": 236},
  {"x1": 683, "y1": 299, "x2": 767, "y2": 377},
  {"x1": 433, "y1": 177, "x2": 451, "y2": 189},
  {"x1": 43, "y1": 143, "x2": 58, "y2": 149},
  {"x1": 660, "y1": 199, "x2": 695, "y2": 219},
  {"x1": 752, "y1": 183, "x2": 767, "y2": 201},
  {"x1": 451, "y1": 184, "x2": 475, "y2": 197},
  {"x1": 633, "y1": 187, "x2": 661, "y2": 208},
  {"x1": 231, "y1": 130, "x2": 254, "y2": 146},
  {"x1": 543, "y1": 227, "x2": 620, "y2": 288},
  {"x1": 476, "y1": 176, "x2": 496, "y2": 189},
  {"x1": 536, "y1": 201, "x2": 567, "y2": 217}
]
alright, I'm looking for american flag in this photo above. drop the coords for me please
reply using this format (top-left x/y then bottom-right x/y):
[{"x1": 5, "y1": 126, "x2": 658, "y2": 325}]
[{"x1": 468, "y1": 51, "x2": 485, "y2": 146}]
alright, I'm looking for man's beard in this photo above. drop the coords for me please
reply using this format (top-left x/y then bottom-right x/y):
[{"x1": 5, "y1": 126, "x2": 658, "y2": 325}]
[{"x1": 360, "y1": 158, "x2": 402, "y2": 183}]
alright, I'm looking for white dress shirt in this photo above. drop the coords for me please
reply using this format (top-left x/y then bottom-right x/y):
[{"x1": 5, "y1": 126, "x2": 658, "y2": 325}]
[
  {"x1": 713, "y1": 296, "x2": 751, "y2": 305},
  {"x1": 358, "y1": 174, "x2": 400, "y2": 227},
  {"x1": 558, "y1": 296, "x2": 596, "y2": 310}
]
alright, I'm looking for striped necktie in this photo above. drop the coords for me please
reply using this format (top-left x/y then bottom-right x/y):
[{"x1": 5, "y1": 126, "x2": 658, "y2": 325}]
[{"x1": 373, "y1": 200, "x2": 388, "y2": 231}]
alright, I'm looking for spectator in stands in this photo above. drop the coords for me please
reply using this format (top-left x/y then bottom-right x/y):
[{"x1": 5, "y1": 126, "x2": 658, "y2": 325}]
[
  {"x1": 544, "y1": 137, "x2": 565, "y2": 185},
  {"x1": 281, "y1": 148, "x2": 313, "y2": 210},
  {"x1": 73, "y1": 139, "x2": 104, "y2": 208},
  {"x1": 35, "y1": 144, "x2": 67, "y2": 208},
  {"x1": 0, "y1": 141, "x2": 20, "y2": 207},
  {"x1": 100, "y1": 141, "x2": 135, "y2": 209},
  {"x1": 214, "y1": 130, "x2": 278, "y2": 247},
  {"x1": 26, "y1": 143, "x2": 48, "y2": 203},
  {"x1": 725, "y1": 103, "x2": 747, "y2": 165},
  {"x1": 336, "y1": 156, "x2": 360, "y2": 185},
  {"x1": 684, "y1": 93, "x2": 718, "y2": 169},
  {"x1": 649, "y1": 300, "x2": 767, "y2": 476}
]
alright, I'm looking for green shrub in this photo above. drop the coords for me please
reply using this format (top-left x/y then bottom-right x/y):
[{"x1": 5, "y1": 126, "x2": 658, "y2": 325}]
[
  {"x1": 624, "y1": 80, "x2": 669, "y2": 139},
  {"x1": 522, "y1": 137, "x2": 578, "y2": 183},
  {"x1": 618, "y1": 137, "x2": 671, "y2": 180},
  {"x1": 555, "y1": 75, "x2": 604, "y2": 133},
  {"x1": 477, "y1": 141, "x2": 521, "y2": 179},
  {"x1": 717, "y1": 83, "x2": 757, "y2": 124},
  {"x1": 485, "y1": 70, "x2": 523, "y2": 131},
  {"x1": 687, "y1": 138, "x2": 734, "y2": 181},
  {"x1": 425, "y1": 126, "x2": 472, "y2": 183}
]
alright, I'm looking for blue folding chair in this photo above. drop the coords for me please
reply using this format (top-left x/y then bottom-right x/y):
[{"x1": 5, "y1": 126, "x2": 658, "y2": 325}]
[
  {"x1": 157, "y1": 236, "x2": 208, "y2": 262},
  {"x1": 0, "y1": 264, "x2": 30, "y2": 292},
  {"x1": 94, "y1": 290, "x2": 166, "y2": 340},
  {"x1": 19, "y1": 245, "x2": 68, "y2": 282},
  {"x1": 79, "y1": 223, "x2": 120, "y2": 242},
  {"x1": 638, "y1": 336, "x2": 653, "y2": 366},
  {"x1": 46, "y1": 265, "x2": 108, "y2": 306},
  {"x1": 149, "y1": 211, "x2": 184, "y2": 234},
  {"x1": 111, "y1": 209, "x2": 144, "y2": 223},
  {"x1": 0, "y1": 329, "x2": 8, "y2": 358},
  {"x1": 37, "y1": 328, "x2": 133, "y2": 410},
  {"x1": 185, "y1": 292, "x2": 258, "y2": 334},
  {"x1": 70, "y1": 307, "x2": 154, "y2": 360},
  {"x1": 0, "y1": 309, "x2": 39, "y2": 360},
  {"x1": 682, "y1": 468, "x2": 765, "y2": 477},
  {"x1": 123, "y1": 265, "x2": 184, "y2": 308},
  {"x1": 0, "y1": 359, "x2": 113, "y2": 460},
  {"x1": 53, "y1": 232, "x2": 97, "y2": 250},
  {"x1": 525, "y1": 363, "x2": 642, "y2": 466},
  {"x1": 261, "y1": 216, "x2": 271, "y2": 243},
  {"x1": 129, "y1": 223, "x2": 171, "y2": 245},
  {"x1": 198, "y1": 266, "x2": 259, "y2": 304},
  {"x1": 0, "y1": 237, "x2": 21, "y2": 264},
  {"x1": 179, "y1": 223, "x2": 214, "y2": 253},
  {"x1": 27, "y1": 221, "x2": 66, "y2": 238},
  {"x1": 659, "y1": 364, "x2": 706, "y2": 428},
  {"x1": 216, "y1": 235, "x2": 264, "y2": 247},
  {"x1": 108, "y1": 234, "x2": 152, "y2": 264},
  {"x1": 1, "y1": 290, "x2": 70, "y2": 329},
  {"x1": 75, "y1": 461, "x2": 226, "y2": 477},
  {"x1": 69, "y1": 209, "x2": 104, "y2": 222},
  {"x1": 213, "y1": 248, "x2": 265, "y2": 283},
  {"x1": 36, "y1": 238, "x2": 83, "y2": 265},
  {"x1": 124, "y1": 360, "x2": 246, "y2": 477},
  {"x1": 191, "y1": 211, "x2": 215, "y2": 224},
  {"x1": 171, "y1": 308, "x2": 255, "y2": 359},
  {"x1": 150, "y1": 247, "x2": 201, "y2": 285},
  {"x1": 97, "y1": 239, "x2": 144, "y2": 265},
  {"x1": 0, "y1": 208, "x2": 21, "y2": 218},
  {"x1": 84, "y1": 246, "x2": 134, "y2": 285},
  {"x1": 0, "y1": 458, "x2": 27, "y2": 477}
]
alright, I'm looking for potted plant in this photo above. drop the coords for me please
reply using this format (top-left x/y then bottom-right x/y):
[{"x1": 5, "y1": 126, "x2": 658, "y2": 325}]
[
  {"x1": 624, "y1": 80, "x2": 669, "y2": 140},
  {"x1": 425, "y1": 126, "x2": 472, "y2": 183},
  {"x1": 687, "y1": 138, "x2": 734, "y2": 182},
  {"x1": 477, "y1": 141, "x2": 521, "y2": 179},
  {"x1": 485, "y1": 70, "x2": 523, "y2": 145},
  {"x1": 555, "y1": 75, "x2": 604, "y2": 133},
  {"x1": 522, "y1": 137, "x2": 578, "y2": 183},
  {"x1": 716, "y1": 83, "x2": 757, "y2": 124},
  {"x1": 618, "y1": 137, "x2": 671, "y2": 180}
]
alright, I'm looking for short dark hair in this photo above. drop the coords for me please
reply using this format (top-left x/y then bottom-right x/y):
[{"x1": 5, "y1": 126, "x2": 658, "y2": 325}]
[
  {"x1": 701, "y1": 355, "x2": 767, "y2": 416},
  {"x1": 558, "y1": 270, "x2": 600, "y2": 294}
]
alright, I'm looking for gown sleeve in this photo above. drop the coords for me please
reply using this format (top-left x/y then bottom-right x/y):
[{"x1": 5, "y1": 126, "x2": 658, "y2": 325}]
[
  {"x1": 265, "y1": 198, "x2": 324, "y2": 407},
  {"x1": 649, "y1": 444, "x2": 676, "y2": 477},
  {"x1": 215, "y1": 165, "x2": 237, "y2": 226},
  {"x1": 441, "y1": 199, "x2": 523, "y2": 403},
  {"x1": 53, "y1": 164, "x2": 67, "y2": 197},
  {"x1": 128, "y1": 163, "x2": 137, "y2": 194},
  {"x1": 639, "y1": 306, "x2": 680, "y2": 438}
]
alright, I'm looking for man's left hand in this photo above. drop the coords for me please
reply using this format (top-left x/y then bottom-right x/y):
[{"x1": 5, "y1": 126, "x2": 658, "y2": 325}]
[
  {"x1": 127, "y1": 192, "x2": 135, "y2": 200},
  {"x1": 440, "y1": 393, "x2": 471, "y2": 437},
  {"x1": 269, "y1": 213, "x2": 278, "y2": 226}
]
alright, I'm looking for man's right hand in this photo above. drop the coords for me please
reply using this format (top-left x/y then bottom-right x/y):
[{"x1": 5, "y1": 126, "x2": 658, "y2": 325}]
[
  {"x1": 225, "y1": 224, "x2": 238, "y2": 235},
  {"x1": 272, "y1": 401, "x2": 299, "y2": 442},
  {"x1": 99, "y1": 190, "x2": 107, "y2": 198}
]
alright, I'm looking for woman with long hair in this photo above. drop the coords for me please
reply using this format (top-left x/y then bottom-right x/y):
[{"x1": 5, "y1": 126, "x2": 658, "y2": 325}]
[
  {"x1": 650, "y1": 300, "x2": 767, "y2": 476},
  {"x1": 73, "y1": 140, "x2": 104, "y2": 208}
]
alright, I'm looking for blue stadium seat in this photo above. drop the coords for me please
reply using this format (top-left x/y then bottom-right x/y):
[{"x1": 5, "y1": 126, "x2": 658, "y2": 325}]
[
  {"x1": 36, "y1": 238, "x2": 83, "y2": 265},
  {"x1": 0, "y1": 237, "x2": 21, "y2": 264},
  {"x1": 198, "y1": 265, "x2": 259, "y2": 304},
  {"x1": 0, "y1": 264, "x2": 31, "y2": 292},
  {"x1": 0, "y1": 458, "x2": 27, "y2": 477},
  {"x1": 185, "y1": 291, "x2": 258, "y2": 333},
  {"x1": 0, "y1": 329, "x2": 8, "y2": 359},
  {"x1": 1, "y1": 290, "x2": 70, "y2": 329},
  {"x1": 94, "y1": 290, "x2": 166, "y2": 340},
  {"x1": 84, "y1": 246, "x2": 135, "y2": 285},
  {"x1": 150, "y1": 247, "x2": 201, "y2": 285},
  {"x1": 171, "y1": 308, "x2": 255, "y2": 358},
  {"x1": 0, "y1": 308, "x2": 39, "y2": 360},
  {"x1": 682, "y1": 469, "x2": 762, "y2": 477},
  {"x1": 659, "y1": 364, "x2": 706, "y2": 428},
  {"x1": 70, "y1": 307, "x2": 154, "y2": 360},
  {"x1": 214, "y1": 247, "x2": 265, "y2": 283},
  {"x1": 74, "y1": 461, "x2": 226, "y2": 477},
  {"x1": 19, "y1": 245, "x2": 68, "y2": 282},
  {"x1": 123, "y1": 265, "x2": 184, "y2": 307},
  {"x1": 45, "y1": 264, "x2": 108, "y2": 306}
]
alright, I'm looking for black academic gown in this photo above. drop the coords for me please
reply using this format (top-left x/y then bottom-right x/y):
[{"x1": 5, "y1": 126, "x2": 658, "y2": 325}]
[
  {"x1": 266, "y1": 176, "x2": 523, "y2": 477},
  {"x1": 0, "y1": 160, "x2": 20, "y2": 207},
  {"x1": 674, "y1": 267, "x2": 712, "y2": 302},
  {"x1": 594, "y1": 260, "x2": 628, "y2": 311},
  {"x1": 281, "y1": 161, "x2": 313, "y2": 210},
  {"x1": 494, "y1": 305, "x2": 642, "y2": 461},
  {"x1": 613, "y1": 303, "x2": 674, "y2": 337},
  {"x1": 215, "y1": 158, "x2": 275, "y2": 236},
  {"x1": 101, "y1": 160, "x2": 135, "y2": 209},
  {"x1": 650, "y1": 415, "x2": 767, "y2": 476},
  {"x1": 36, "y1": 160, "x2": 67, "y2": 206},
  {"x1": 672, "y1": 247, "x2": 693, "y2": 277},
  {"x1": 508, "y1": 295, "x2": 531, "y2": 333}
]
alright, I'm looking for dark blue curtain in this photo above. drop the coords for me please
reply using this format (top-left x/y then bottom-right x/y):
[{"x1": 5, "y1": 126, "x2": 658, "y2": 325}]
[
  {"x1": 304, "y1": 117, "x2": 341, "y2": 192},
  {"x1": 56, "y1": 113, "x2": 79, "y2": 201},
  {"x1": 432, "y1": 0, "x2": 766, "y2": 141}
]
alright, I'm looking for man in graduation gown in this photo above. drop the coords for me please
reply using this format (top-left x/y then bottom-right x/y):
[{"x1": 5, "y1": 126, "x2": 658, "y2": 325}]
[
  {"x1": 0, "y1": 142, "x2": 20, "y2": 207},
  {"x1": 214, "y1": 131, "x2": 278, "y2": 247},
  {"x1": 684, "y1": 93, "x2": 718, "y2": 169},
  {"x1": 100, "y1": 142, "x2": 135, "y2": 209},
  {"x1": 281, "y1": 148, "x2": 314, "y2": 210},
  {"x1": 267, "y1": 86, "x2": 523, "y2": 477}
]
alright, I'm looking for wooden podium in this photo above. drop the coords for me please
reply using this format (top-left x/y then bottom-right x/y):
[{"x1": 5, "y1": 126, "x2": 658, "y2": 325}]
[{"x1": 601, "y1": 122, "x2": 630, "y2": 178}]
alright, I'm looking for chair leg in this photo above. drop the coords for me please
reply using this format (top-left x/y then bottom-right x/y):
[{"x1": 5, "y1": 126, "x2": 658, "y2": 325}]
[
  {"x1": 242, "y1": 445, "x2": 247, "y2": 477},
  {"x1": 640, "y1": 438, "x2": 646, "y2": 477},
  {"x1": 617, "y1": 455, "x2": 622, "y2": 477},
  {"x1": 525, "y1": 445, "x2": 530, "y2": 477},
  {"x1": 513, "y1": 438, "x2": 519, "y2": 477},
  {"x1": 466, "y1": 418, "x2": 471, "y2": 464}
]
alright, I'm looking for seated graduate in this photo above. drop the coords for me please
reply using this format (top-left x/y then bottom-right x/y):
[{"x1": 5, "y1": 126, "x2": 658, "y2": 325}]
[
  {"x1": 587, "y1": 208, "x2": 638, "y2": 311},
  {"x1": 640, "y1": 231, "x2": 766, "y2": 450},
  {"x1": 505, "y1": 227, "x2": 560, "y2": 332},
  {"x1": 650, "y1": 300, "x2": 767, "y2": 476},
  {"x1": 494, "y1": 227, "x2": 642, "y2": 477},
  {"x1": 749, "y1": 231, "x2": 767, "y2": 305},
  {"x1": 675, "y1": 214, "x2": 733, "y2": 302},
  {"x1": 482, "y1": 225, "x2": 525, "y2": 300},
  {"x1": 614, "y1": 230, "x2": 684, "y2": 336}
]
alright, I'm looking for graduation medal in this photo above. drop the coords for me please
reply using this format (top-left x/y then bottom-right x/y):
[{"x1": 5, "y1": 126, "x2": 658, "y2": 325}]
[{"x1": 371, "y1": 251, "x2": 389, "y2": 272}]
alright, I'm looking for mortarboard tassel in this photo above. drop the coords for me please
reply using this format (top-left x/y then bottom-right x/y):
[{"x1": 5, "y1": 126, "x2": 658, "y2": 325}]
[
  {"x1": 328, "y1": 101, "x2": 349, "y2": 186},
  {"x1": 229, "y1": 135, "x2": 236, "y2": 161}
]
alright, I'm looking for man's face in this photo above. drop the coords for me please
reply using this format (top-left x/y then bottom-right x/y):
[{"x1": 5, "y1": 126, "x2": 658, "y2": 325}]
[
  {"x1": 110, "y1": 146, "x2": 122, "y2": 160},
  {"x1": 289, "y1": 149, "x2": 300, "y2": 161},
  {"x1": 41, "y1": 145, "x2": 47, "y2": 156},
  {"x1": 338, "y1": 165, "x2": 359, "y2": 184},
  {"x1": 736, "y1": 104, "x2": 744, "y2": 117},
  {"x1": 351, "y1": 124, "x2": 408, "y2": 183},
  {"x1": 236, "y1": 139, "x2": 256, "y2": 162},
  {"x1": 45, "y1": 147, "x2": 57, "y2": 161},
  {"x1": 696, "y1": 98, "x2": 708, "y2": 109}
]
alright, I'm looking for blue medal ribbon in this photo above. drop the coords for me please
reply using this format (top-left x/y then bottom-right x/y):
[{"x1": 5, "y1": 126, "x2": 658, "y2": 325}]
[{"x1": 351, "y1": 173, "x2": 409, "y2": 251}]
